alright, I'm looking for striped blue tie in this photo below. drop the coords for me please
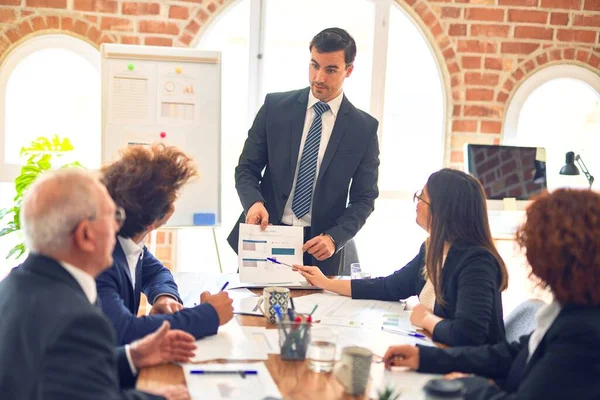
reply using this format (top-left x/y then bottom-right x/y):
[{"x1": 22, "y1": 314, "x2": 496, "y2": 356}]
[{"x1": 292, "y1": 101, "x2": 330, "y2": 219}]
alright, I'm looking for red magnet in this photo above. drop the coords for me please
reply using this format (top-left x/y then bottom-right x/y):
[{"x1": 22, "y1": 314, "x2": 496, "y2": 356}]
[{"x1": 160, "y1": 132, "x2": 167, "y2": 138}]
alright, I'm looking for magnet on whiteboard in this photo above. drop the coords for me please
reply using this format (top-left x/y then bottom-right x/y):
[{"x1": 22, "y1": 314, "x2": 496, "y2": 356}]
[
  {"x1": 127, "y1": 63, "x2": 135, "y2": 71},
  {"x1": 160, "y1": 132, "x2": 167, "y2": 139},
  {"x1": 193, "y1": 213, "x2": 216, "y2": 226},
  {"x1": 175, "y1": 67, "x2": 182, "y2": 74}
]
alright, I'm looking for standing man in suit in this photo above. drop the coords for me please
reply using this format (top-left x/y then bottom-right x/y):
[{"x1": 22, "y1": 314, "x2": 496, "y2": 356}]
[
  {"x1": 97, "y1": 144, "x2": 234, "y2": 345},
  {"x1": 0, "y1": 168, "x2": 195, "y2": 400},
  {"x1": 228, "y1": 27, "x2": 380, "y2": 275}
]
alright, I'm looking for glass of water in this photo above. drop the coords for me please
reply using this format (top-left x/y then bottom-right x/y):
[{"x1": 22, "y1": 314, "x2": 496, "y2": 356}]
[{"x1": 307, "y1": 326, "x2": 337, "y2": 373}]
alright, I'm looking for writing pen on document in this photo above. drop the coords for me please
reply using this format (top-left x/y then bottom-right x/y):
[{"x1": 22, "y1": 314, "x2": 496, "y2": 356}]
[
  {"x1": 266, "y1": 257, "x2": 294, "y2": 268},
  {"x1": 382, "y1": 327, "x2": 427, "y2": 339},
  {"x1": 190, "y1": 370, "x2": 258, "y2": 378},
  {"x1": 193, "y1": 281, "x2": 229, "y2": 306}
]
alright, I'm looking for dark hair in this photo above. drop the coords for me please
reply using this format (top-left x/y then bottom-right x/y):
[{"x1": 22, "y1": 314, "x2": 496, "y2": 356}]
[
  {"x1": 309, "y1": 27, "x2": 356, "y2": 67},
  {"x1": 101, "y1": 143, "x2": 198, "y2": 238},
  {"x1": 424, "y1": 168, "x2": 508, "y2": 304},
  {"x1": 516, "y1": 189, "x2": 600, "y2": 306}
]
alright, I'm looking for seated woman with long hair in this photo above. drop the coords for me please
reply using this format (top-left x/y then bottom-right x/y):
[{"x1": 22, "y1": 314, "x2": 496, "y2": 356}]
[
  {"x1": 381, "y1": 189, "x2": 600, "y2": 399},
  {"x1": 295, "y1": 168, "x2": 508, "y2": 346}
]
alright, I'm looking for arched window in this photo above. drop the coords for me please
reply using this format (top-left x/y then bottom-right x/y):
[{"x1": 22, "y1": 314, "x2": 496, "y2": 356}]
[
  {"x1": 184, "y1": 0, "x2": 446, "y2": 275},
  {"x1": 0, "y1": 34, "x2": 100, "y2": 278},
  {"x1": 504, "y1": 65, "x2": 600, "y2": 190}
]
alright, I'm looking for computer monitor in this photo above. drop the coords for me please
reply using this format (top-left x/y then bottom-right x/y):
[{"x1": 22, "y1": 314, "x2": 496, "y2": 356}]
[{"x1": 464, "y1": 144, "x2": 547, "y2": 201}]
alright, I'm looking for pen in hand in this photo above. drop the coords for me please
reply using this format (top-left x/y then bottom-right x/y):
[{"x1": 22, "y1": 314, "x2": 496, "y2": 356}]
[
  {"x1": 266, "y1": 257, "x2": 294, "y2": 268},
  {"x1": 220, "y1": 281, "x2": 229, "y2": 291}
]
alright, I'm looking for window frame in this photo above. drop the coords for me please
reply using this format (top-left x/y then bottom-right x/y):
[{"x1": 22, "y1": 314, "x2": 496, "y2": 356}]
[
  {"x1": 0, "y1": 34, "x2": 100, "y2": 183},
  {"x1": 503, "y1": 64, "x2": 600, "y2": 146},
  {"x1": 239, "y1": 0, "x2": 448, "y2": 200}
]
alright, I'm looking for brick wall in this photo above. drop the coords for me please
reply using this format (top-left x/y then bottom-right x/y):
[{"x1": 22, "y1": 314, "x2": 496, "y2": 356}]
[
  {"x1": 1, "y1": 0, "x2": 599, "y2": 167},
  {"x1": 0, "y1": 0, "x2": 599, "y2": 261}
]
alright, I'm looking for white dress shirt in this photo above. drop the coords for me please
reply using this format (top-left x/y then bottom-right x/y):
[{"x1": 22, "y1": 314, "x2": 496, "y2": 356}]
[
  {"x1": 118, "y1": 236, "x2": 144, "y2": 288},
  {"x1": 59, "y1": 261, "x2": 138, "y2": 374},
  {"x1": 281, "y1": 90, "x2": 344, "y2": 227},
  {"x1": 527, "y1": 300, "x2": 561, "y2": 362}
]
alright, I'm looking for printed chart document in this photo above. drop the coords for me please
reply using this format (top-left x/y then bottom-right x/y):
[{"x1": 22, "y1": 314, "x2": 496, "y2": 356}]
[
  {"x1": 291, "y1": 293, "x2": 433, "y2": 346},
  {"x1": 238, "y1": 223, "x2": 304, "y2": 284},
  {"x1": 190, "y1": 319, "x2": 268, "y2": 362},
  {"x1": 292, "y1": 293, "x2": 410, "y2": 326},
  {"x1": 183, "y1": 363, "x2": 282, "y2": 400}
]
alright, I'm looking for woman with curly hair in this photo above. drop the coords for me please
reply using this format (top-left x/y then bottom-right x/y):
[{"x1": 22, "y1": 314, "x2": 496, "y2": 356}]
[
  {"x1": 382, "y1": 189, "x2": 600, "y2": 399},
  {"x1": 295, "y1": 168, "x2": 508, "y2": 346}
]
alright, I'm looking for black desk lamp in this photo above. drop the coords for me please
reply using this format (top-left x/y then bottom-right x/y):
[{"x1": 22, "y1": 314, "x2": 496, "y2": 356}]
[{"x1": 559, "y1": 151, "x2": 594, "y2": 189}]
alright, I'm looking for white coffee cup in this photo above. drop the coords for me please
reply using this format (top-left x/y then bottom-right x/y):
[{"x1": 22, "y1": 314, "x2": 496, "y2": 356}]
[
  {"x1": 256, "y1": 286, "x2": 290, "y2": 324},
  {"x1": 333, "y1": 346, "x2": 373, "y2": 396}
]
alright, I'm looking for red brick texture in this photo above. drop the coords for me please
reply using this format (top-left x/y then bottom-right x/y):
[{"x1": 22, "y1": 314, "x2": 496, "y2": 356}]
[{"x1": 0, "y1": 0, "x2": 599, "y2": 168}]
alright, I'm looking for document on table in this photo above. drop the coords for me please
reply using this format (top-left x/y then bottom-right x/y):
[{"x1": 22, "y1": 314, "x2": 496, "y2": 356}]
[
  {"x1": 242, "y1": 326, "x2": 280, "y2": 354},
  {"x1": 292, "y1": 293, "x2": 415, "y2": 330},
  {"x1": 233, "y1": 296, "x2": 263, "y2": 316},
  {"x1": 190, "y1": 319, "x2": 268, "y2": 362},
  {"x1": 183, "y1": 363, "x2": 282, "y2": 400},
  {"x1": 238, "y1": 223, "x2": 305, "y2": 284}
]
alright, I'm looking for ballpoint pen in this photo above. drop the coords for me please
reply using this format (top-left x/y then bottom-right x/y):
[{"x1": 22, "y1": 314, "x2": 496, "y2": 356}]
[
  {"x1": 190, "y1": 370, "x2": 258, "y2": 378},
  {"x1": 266, "y1": 257, "x2": 294, "y2": 268},
  {"x1": 381, "y1": 327, "x2": 427, "y2": 339},
  {"x1": 220, "y1": 281, "x2": 229, "y2": 291}
]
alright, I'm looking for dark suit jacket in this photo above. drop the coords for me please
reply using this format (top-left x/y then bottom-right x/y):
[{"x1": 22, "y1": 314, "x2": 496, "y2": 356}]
[
  {"x1": 228, "y1": 87, "x2": 380, "y2": 275},
  {"x1": 96, "y1": 240, "x2": 219, "y2": 345},
  {"x1": 351, "y1": 241, "x2": 505, "y2": 346},
  {"x1": 417, "y1": 305, "x2": 600, "y2": 399},
  {"x1": 0, "y1": 254, "x2": 161, "y2": 400}
]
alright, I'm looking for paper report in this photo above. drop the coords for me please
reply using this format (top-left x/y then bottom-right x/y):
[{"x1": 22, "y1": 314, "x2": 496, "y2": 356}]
[{"x1": 238, "y1": 223, "x2": 304, "y2": 284}]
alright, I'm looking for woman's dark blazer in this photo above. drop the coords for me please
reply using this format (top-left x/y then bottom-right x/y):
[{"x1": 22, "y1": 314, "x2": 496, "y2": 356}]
[{"x1": 351, "y1": 241, "x2": 505, "y2": 346}]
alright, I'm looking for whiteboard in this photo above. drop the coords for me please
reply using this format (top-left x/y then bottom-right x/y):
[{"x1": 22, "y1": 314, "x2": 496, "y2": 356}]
[{"x1": 100, "y1": 44, "x2": 221, "y2": 227}]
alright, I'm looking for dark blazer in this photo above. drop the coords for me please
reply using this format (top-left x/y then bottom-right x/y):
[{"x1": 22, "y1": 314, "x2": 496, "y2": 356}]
[
  {"x1": 351, "y1": 241, "x2": 505, "y2": 346},
  {"x1": 0, "y1": 254, "x2": 161, "y2": 400},
  {"x1": 96, "y1": 240, "x2": 219, "y2": 345},
  {"x1": 228, "y1": 87, "x2": 380, "y2": 275},
  {"x1": 417, "y1": 305, "x2": 600, "y2": 399}
]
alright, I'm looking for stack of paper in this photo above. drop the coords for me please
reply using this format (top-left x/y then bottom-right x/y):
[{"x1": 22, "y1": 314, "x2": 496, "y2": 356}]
[
  {"x1": 191, "y1": 319, "x2": 268, "y2": 362},
  {"x1": 182, "y1": 363, "x2": 282, "y2": 400}
]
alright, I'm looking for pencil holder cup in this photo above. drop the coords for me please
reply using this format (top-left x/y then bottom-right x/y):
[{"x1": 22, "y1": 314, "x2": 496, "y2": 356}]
[{"x1": 278, "y1": 321, "x2": 311, "y2": 360}]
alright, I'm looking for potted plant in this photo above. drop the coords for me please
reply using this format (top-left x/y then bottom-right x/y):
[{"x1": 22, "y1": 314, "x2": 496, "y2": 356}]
[
  {"x1": 0, "y1": 135, "x2": 81, "y2": 259},
  {"x1": 377, "y1": 384, "x2": 401, "y2": 400}
]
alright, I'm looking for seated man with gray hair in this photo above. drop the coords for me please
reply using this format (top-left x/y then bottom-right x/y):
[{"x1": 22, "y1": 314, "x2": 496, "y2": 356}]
[{"x1": 0, "y1": 168, "x2": 195, "y2": 400}]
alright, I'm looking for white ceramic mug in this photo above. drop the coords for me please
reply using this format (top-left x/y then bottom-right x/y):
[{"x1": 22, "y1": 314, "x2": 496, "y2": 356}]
[
  {"x1": 333, "y1": 346, "x2": 373, "y2": 396},
  {"x1": 256, "y1": 286, "x2": 290, "y2": 324}
]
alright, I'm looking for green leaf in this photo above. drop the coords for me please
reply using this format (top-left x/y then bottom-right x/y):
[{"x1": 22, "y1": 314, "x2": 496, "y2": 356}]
[
  {"x1": 0, "y1": 207, "x2": 14, "y2": 220},
  {"x1": 6, "y1": 243, "x2": 25, "y2": 260},
  {"x1": 0, "y1": 227, "x2": 18, "y2": 237},
  {"x1": 3, "y1": 135, "x2": 82, "y2": 258}
]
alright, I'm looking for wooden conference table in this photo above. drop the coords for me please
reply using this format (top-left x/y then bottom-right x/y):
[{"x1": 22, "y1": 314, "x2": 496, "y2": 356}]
[{"x1": 137, "y1": 288, "x2": 435, "y2": 400}]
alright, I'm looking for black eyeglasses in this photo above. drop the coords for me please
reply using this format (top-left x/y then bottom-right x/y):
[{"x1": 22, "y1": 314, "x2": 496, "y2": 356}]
[{"x1": 413, "y1": 190, "x2": 430, "y2": 205}]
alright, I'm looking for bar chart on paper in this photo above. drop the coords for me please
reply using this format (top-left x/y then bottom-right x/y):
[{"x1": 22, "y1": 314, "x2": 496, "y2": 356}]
[{"x1": 238, "y1": 224, "x2": 305, "y2": 284}]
